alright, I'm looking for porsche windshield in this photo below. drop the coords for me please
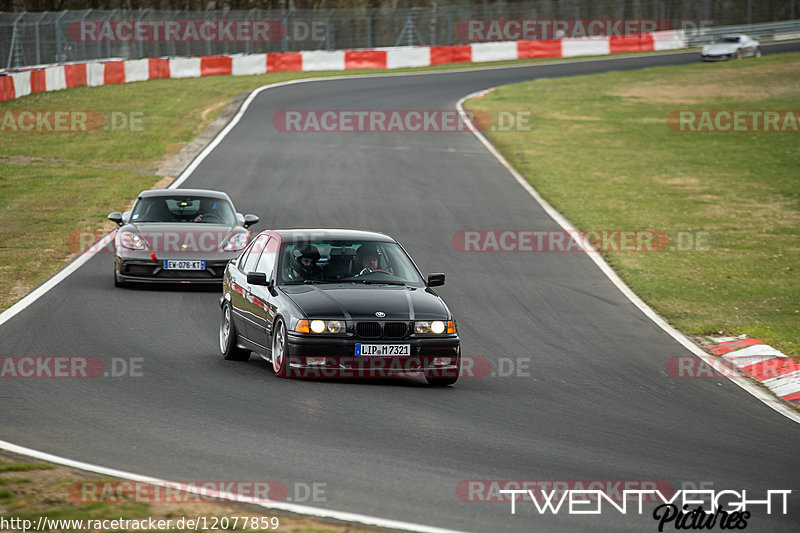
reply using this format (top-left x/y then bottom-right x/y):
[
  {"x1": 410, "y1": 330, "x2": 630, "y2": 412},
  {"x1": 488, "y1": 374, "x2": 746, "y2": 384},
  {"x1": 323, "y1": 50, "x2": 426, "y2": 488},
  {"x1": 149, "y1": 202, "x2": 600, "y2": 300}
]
[
  {"x1": 131, "y1": 196, "x2": 237, "y2": 225},
  {"x1": 279, "y1": 241, "x2": 426, "y2": 286}
]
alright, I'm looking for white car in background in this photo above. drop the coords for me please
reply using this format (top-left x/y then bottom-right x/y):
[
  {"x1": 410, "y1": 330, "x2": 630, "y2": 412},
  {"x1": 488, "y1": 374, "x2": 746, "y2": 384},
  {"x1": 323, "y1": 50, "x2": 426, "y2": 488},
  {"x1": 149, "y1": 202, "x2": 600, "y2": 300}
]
[{"x1": 701, "y1": 34, "x2": 761, "y2": 61}]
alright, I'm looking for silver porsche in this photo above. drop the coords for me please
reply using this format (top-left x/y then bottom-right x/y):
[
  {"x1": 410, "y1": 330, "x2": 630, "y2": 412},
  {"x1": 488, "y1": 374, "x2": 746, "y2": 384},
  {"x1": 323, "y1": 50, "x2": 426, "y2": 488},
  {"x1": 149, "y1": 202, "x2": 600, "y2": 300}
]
[{"x1": 701, "y1": 34, "x2": 761, "y2": 61}]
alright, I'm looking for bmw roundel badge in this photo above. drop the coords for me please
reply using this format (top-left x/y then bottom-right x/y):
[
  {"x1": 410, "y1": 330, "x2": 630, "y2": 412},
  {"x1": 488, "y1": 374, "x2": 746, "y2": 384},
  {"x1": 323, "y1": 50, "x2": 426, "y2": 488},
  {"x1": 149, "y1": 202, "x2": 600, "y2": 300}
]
[{"x1": 375, "y1": 311, "x2": 386, "y2": 318}]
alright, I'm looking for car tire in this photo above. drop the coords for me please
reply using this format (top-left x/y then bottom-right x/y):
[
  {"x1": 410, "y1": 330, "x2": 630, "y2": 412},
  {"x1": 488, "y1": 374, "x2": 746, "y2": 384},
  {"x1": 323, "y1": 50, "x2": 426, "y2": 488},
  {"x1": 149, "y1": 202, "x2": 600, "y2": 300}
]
[
  {"x1": 219, "y1": 301, "x2": 250, "y2": 361},
  {"x1": 271, "y1": 319, "x2": 289, "y2": 378},
  {"x1": 755, "y1": 46, "x2": 762, "y2": 58},
  {"x1": 425, "y1": 358, "x2": 460, "y2": 386}
]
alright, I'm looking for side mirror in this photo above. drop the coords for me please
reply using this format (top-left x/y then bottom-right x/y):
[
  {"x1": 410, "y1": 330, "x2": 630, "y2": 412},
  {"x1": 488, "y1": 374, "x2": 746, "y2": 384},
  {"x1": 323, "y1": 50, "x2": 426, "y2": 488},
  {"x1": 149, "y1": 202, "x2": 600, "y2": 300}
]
[
  {"x1": 243, "y1": 214, "x2": 259, "y2": 228},
  {"x1": 108, "y1": 212, "x2": 124, "y2": 226},
  {"x1": 427, "y1": 273, "x2": 445, "y2": 287},
  {"x1": 246, "y1": 272, "x2": 269, "y2": 286}
]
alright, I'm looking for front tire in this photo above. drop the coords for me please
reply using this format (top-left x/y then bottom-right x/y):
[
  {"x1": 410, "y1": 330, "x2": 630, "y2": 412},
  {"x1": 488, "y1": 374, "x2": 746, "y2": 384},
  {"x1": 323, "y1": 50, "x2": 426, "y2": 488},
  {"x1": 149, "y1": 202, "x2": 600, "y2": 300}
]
[
  {"x1": 220, "y1": 301, "x2": 250, "y2": 361},
  {"x1": 271, "y1": 319, "x2": 289, "y2": 378}
]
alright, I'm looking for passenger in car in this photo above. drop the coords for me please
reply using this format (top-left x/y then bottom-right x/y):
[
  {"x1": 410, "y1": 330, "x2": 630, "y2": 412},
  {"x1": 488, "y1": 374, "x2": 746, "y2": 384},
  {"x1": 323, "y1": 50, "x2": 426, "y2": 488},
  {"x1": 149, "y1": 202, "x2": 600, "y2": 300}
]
[{"x1": 286, "y1": 245, "x2": 321, "y2": 281}]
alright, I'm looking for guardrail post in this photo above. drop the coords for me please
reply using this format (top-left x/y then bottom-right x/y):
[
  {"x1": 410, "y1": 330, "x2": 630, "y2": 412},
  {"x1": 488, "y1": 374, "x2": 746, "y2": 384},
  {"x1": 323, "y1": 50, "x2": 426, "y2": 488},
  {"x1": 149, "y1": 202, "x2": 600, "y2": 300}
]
[
  {"x1": 79, "y1": 9, "x2": 92, "y2": 61},
  {"x1": 325, "y1": 9, "x2": 335, "y2": 50},
  {"x1": 104, "y1": 10, "x2": 117, "y2": 60},
  {"x1": 34, "y1": 11, "x2": 48, "y2": 65}
]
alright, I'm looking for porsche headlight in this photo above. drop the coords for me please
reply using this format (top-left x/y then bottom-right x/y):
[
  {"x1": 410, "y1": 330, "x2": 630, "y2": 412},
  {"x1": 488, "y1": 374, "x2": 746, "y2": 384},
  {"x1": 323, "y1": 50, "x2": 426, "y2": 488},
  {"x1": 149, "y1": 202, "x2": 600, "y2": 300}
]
[
  {"x1": 415, "y1": 320, "x2": 454, "y2": 334},
  {"x1": 301, "y1": 320, "x2": 345, "y2": 334},
  {"x1": 119, "y1": 231, "x2": 145, "y2": 250},
  {"x1": 223, "y1": 232, "x2": 249, "y2": 252}
]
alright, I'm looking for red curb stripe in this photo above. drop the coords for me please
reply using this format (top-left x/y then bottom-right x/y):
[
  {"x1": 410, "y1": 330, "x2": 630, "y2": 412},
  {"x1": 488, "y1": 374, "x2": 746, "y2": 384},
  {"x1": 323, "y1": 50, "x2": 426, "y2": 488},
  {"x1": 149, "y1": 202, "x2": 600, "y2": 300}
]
[
  {"x1": 708, "y1": 338, "x2": 764, "y2": 355},
  {"x1": 782, "y1": 391, "x2": 800, "y2": 406},
  {"x1": 738, "y1": 358, "x2": 800, "y2": 382}
]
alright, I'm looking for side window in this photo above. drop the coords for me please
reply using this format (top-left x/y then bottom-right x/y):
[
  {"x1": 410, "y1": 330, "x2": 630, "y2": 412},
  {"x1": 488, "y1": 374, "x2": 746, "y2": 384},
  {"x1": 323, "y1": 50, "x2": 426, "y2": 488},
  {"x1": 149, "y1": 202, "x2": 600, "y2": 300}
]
[
  {"x1": 241, "y1": 235, "x2": 268, "y2": 274},
  {"x1": 255, "y1": 237, "x2": 278, "y2": 279}
]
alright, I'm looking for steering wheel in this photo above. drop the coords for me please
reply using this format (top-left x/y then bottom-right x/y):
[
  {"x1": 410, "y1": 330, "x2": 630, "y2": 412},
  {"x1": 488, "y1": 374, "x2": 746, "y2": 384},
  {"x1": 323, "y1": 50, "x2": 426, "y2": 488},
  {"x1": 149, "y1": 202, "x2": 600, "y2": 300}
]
[
  {"x1": 200, "y1": 213, "x2": 223, "y2": 223},
  {"x1": 355, "y1": 268, "x2": 391, "y2": 277}
]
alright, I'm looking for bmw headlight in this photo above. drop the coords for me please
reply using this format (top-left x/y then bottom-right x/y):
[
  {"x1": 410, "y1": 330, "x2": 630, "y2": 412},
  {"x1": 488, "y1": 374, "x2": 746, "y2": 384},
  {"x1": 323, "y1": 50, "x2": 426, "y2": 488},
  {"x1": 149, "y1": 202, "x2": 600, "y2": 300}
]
[
  {"x1": 297, "y1": 320, "x2": 346, "y2": 334},
  {"x1": 414, "y1": 320, "x2": 455, "y2": 334},
  {"x1": 223, "y1": 232, "x2": 249, "y2": 251},
  {"x1": 119, "y1": 231, "x2": 145, "y2": 250}
]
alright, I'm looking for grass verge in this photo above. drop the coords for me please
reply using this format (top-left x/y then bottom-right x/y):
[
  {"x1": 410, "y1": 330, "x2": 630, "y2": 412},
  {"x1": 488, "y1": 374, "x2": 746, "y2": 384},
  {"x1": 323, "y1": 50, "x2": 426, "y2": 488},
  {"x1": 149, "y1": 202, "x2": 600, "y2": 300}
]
[
  {"x1": 464, "y1": 52, "x2": 800, "y2": 358},
  {"x1": 0, "y1": 451, "x2": 389, "y2": 533}
]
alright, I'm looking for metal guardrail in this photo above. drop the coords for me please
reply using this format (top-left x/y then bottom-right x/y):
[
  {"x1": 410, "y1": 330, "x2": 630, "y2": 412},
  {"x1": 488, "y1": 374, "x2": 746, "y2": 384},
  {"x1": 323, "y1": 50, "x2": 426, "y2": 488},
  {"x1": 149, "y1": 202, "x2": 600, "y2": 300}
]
[
  {"x1": 1, "y1": 2, "x2": 799, "y2": 70},
  {"x1": 685, "y1": 19, "x2": 800, "y2": 46}
]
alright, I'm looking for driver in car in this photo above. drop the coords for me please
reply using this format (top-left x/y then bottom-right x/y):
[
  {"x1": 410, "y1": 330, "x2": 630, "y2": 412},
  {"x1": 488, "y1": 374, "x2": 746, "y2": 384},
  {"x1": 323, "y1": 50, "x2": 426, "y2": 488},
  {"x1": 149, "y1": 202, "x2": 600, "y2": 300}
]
[
  {"x1": 354, "y1": 244, "x2": 389, "y2": 276},
  {"x1": 286, "y1": 245, "x2": 321, "y2": 281}
]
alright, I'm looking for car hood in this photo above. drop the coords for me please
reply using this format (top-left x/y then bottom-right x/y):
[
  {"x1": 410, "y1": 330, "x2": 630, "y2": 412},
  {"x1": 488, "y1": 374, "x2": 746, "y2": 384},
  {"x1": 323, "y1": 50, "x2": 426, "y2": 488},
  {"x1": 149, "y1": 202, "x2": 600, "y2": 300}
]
[
  {"x1": 120, "y1": 223, "x2": 243, "y2": 253},
  {"x1": 704, "y1": 43, "x2": 738, "y2": 54},
  {"x1": 281, "y1": 284, "x2": 449, "y2": 321}
]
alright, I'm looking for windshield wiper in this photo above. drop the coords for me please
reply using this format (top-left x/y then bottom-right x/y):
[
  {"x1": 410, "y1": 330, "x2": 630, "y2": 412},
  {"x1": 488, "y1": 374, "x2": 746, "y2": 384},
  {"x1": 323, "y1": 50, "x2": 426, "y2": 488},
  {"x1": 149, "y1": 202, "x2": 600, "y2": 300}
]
[{"x1": 359, "y1": 280, "x2": 406, "y2": 286}]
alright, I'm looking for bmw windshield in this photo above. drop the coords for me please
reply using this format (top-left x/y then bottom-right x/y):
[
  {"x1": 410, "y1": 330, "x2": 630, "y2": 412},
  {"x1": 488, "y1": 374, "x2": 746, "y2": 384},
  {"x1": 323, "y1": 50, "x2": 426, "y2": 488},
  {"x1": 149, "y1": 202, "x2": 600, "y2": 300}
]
[{"x1": 279, "y1": 241, "x2": 426, "y2": 287}]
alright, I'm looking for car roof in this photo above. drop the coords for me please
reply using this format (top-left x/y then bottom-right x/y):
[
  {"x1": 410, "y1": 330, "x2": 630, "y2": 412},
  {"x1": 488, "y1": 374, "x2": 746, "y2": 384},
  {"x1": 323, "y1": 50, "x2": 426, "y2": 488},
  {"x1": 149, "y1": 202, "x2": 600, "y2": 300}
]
[
  {"x1": 274, "y1": 229, "x2": 397, "y2": 243},
  {"x1": 137, "y1": 188, "x2": 232, "y2": 200}
]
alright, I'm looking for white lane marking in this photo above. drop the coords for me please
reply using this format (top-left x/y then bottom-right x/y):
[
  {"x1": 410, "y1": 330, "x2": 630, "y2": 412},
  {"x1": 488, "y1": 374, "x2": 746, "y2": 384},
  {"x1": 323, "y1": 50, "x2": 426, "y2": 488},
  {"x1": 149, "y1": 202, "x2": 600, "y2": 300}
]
[
  {"x1": 0, "y1": 440, "x2": 471, "y2": 533},
  {"x1": 455, "y1": 91, "x2": 800, "y2": 425}
]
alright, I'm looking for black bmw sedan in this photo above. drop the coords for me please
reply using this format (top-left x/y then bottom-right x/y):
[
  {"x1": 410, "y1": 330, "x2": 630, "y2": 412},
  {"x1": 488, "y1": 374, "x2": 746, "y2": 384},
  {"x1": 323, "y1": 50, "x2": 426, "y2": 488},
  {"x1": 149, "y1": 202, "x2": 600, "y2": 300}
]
[{"x1": 219, "y1": 229, "x2": 461, "y2": 385}]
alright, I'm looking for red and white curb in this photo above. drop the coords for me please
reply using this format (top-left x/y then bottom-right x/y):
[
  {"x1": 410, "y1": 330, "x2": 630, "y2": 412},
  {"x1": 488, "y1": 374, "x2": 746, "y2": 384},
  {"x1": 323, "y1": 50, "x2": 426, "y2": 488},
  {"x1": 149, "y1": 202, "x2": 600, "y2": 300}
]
[
  {"x1": 0, "y1": 30, "x2": 686, "y2": 103},
  {"x1": 706, "y1": 336, "x2": 800, "y2": 408}
]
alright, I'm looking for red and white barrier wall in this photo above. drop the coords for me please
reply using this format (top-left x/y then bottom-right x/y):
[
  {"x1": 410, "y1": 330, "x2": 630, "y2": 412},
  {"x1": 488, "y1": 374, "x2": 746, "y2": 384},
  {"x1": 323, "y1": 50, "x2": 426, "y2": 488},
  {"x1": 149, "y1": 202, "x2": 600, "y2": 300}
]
[{"x1": 0, "y1": 30, "x2": 686, "y2": 102}]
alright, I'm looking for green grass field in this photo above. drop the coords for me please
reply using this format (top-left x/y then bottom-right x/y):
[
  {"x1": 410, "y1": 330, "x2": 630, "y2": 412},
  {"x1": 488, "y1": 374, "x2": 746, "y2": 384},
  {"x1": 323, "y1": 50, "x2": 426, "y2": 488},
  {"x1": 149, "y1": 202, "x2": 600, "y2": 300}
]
[{"x1": 465, "y1": 52, "x2": 800, "y2": 357}]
